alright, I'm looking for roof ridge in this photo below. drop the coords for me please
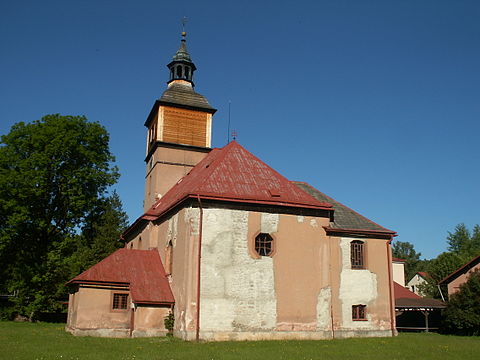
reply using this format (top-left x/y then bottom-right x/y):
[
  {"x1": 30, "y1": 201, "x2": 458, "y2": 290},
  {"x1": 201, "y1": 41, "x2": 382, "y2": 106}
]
[
  {"x1": 192, "y1": 141, "x2": 237, "y2": 193},
  {"x1": 138, "y1": 142, "x2": 333, "y2": 222},
  {"x1": 439, "y1": 254, "x2": 480, "y2": 284},
  {"x1": 221, "y1": 143, "x2": 332, "y2": 207},
  {"x1": 293, "y1": 181, "x2": 394, "y2": 233},
  {"x1": 67, "y1": 248, "x2": 127, "y2": 284}
]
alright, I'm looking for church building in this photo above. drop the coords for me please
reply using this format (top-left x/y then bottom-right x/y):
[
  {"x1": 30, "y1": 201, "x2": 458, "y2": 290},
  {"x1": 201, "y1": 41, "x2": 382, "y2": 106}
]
[{"x1": 66, "y1": 32, "x2": 397, "y2": 341}]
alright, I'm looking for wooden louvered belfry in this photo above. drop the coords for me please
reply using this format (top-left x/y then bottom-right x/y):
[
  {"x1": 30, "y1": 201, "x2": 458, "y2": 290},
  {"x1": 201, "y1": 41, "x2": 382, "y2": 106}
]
[{"x1": 142, "y1": 31, "x2": 216, "y2": 211}]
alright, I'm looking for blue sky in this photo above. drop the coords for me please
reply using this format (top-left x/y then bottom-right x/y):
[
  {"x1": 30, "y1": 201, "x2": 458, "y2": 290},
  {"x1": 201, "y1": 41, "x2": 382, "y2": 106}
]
[{"x1": 1, "y1": 1, "x2": 479, "y2": 259}]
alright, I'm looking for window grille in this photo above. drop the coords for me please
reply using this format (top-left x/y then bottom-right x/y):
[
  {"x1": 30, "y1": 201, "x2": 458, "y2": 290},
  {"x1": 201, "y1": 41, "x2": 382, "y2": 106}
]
[
  {"x1": 255, "y1": 233, "x2": 273, "y2": 257},
  {"x1": 112, "y1": 293, "x2": 128, "y2": 310},
  {"x1": 352, "y1": 304, "x2": 366, "y2": 320},
  {"x1": 350, "y1": 240, "x2": 365, "y2": 269}
]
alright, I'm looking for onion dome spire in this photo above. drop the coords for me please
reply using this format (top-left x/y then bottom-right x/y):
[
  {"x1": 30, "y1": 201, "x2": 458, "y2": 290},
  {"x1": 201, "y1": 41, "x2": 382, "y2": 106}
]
[{"x1": 167, "y1": 29, "x2": 196, "y2": 86}]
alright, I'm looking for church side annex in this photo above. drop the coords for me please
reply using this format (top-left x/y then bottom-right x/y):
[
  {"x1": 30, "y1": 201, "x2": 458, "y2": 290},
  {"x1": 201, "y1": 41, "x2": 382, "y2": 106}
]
[{"x1": 66, "y1": 31, "x2": 397, "y2": 341}]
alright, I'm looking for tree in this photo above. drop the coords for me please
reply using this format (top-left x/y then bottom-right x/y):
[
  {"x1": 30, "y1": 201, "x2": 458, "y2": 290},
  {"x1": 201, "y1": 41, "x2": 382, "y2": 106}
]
[
  {"x1": 70, "y1": 191, "x2": 128, "y2": 275},
  {"x1": 419, "y1": 251, "x2": 469, "y2": 299},
  {"x1": 447, "y1": 223, "x2": 480, "y2": 257},
  {"x1": 442, "y1": 269, "x2": 480, "y2": 335},
  {"x1": 0, "y1": 114, "x2": 124, "y2": 318},
  {"x1": 471, "y1": 225, "x2": 480, "y2": 252},
  {"x1": 392, "y1": 241, "x2": 423, "y2": 282}
]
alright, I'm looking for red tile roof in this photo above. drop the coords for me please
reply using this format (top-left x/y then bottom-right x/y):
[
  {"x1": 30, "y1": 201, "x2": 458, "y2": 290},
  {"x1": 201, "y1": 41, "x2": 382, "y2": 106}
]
[
  {"x1": 417, "y1": 271, "x2": 429, "y2": 279},
  {"x1": 394, "y1": 282, "x2": 445, "y2": 308},
  {"x1": 69, "y1": 249, "x2": 174, "y2": 305},
  {"x1": 392, "y1": 257, "x2": 406, "y2": 262},
  {"x1": 394, "y1": 281, "x2": 421, "y2": 300},
  {"x1": 142, "y1": 141, "x2": 332, "y2": 221}
]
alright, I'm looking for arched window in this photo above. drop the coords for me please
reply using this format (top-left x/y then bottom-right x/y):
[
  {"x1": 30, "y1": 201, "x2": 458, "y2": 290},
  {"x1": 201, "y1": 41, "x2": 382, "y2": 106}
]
[
  {"x1": 255, "y1": 233, "x2": 274, "y2": 257},
  {"x1": 176, "y1": 65, "x2": 183, "y2": 78},
  {"x1": 350, "y1": 240, "x2": 365, "y2": 269}
]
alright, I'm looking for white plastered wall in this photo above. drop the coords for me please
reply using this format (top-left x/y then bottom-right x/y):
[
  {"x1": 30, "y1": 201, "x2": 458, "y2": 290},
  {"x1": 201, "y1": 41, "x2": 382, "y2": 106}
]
[
  {"x1": 199, "y1": 209, "x2": 277, "y2": 334},
  {"x1": 392, "y1": 261, "x2": 405, "y2": 287},
  {"x1": 339, "y1": 238, "x2": 378, "y2": 330},
  {"x1": 406, "y1": 274, "x2": 428, "y2": 296}
]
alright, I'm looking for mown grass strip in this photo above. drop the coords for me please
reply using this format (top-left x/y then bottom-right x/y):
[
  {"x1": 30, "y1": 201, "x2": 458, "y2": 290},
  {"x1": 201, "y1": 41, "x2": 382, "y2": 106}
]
[{"x1": 1, "y1": 321, "x2": 479, "y2": 360}]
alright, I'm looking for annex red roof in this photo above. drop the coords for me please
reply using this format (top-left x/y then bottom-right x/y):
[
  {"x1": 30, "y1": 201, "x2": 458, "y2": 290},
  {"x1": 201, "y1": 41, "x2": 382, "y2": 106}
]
[
  {"x1": 392, "y1": 257, "x2": 406, "y2": 262},
  {"x1": 394, "y1": 281, "x2": 421, "y2": 300},
  {"x1": 69, "y1": 249, "x2": 174, "y2": 305},
  {"x1": 142, "y1": 141, "x2": 332, "y2": 220},
  {"x1": 394, "y1": 281, "x2": 445, "y2": 309}
]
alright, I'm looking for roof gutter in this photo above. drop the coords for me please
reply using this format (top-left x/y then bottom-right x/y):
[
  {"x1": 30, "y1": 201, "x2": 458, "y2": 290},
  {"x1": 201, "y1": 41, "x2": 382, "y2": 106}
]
[
  {"x1": 323, "y1": 226, "x2": 396, "y2": 239},
  {"x1": 186, "y1": 194, "x2": 332, "y2": 210},
  {"x1": 144, "y1": 194, "x2": 333, "y2": 221}
]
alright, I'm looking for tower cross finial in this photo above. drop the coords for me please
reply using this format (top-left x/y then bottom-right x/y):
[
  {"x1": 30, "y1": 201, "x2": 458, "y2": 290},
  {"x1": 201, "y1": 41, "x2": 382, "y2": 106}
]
[{"x1": 181, "y1": 16, "x2": 188, "y2": 38}]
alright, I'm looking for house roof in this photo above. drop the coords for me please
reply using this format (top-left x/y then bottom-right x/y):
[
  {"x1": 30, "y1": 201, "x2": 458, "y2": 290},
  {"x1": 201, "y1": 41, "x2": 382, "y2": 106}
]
[
  {"x1": 393, "y1": 282, "x2": 445, "y2": 309},
  {"x1": 159, "y1": 82, "x2": 216, "y2": 112},
  {"x1": 439, "y1": 254, "x2": 480, "y2": 285},
  {"x1": 144, "y1": 82, "x2": 216, "y2": 128},
  {"x1": 417, "y1": 271, "x2": 430, "y2": 279},
  {"x1": 394, "y1": 281, "x2": 422, "y2": 300},
  {"x1": 392, "y1": 257, "x2": 406, "y2": 262},
  {"x1": 140, "y1": 141, "x2": 333, "y2": 222},
  {"x1": 293, "y1": 182, "x2": 395, "y2": 237},
  {"x1": 69, "y1": 249, "x2": 174, "y2": 305}
]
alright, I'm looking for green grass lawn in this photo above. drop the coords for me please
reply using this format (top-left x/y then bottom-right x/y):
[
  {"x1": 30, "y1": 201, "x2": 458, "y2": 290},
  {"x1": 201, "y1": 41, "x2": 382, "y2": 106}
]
[{"x1": 0, "y1": 322, "x2": 479, "y2": 360}]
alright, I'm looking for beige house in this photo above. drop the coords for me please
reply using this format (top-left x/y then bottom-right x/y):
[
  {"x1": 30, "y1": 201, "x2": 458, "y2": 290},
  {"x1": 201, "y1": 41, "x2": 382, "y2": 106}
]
[
  {"x1": 392, "y1": 257, "x2": 406, "y2": 286},
  {"x1": 66, "y1": 33, "x2": 398, "y2": 340},
  {"x1": 407, "y1": 272, "x2": 430, "y2": 297}
]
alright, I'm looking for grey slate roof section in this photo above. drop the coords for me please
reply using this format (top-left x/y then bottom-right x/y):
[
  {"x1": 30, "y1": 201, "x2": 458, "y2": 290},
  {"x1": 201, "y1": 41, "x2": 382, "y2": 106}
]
[
  {"x1": 160, "y1": 82, "x2": 215, "y2": 112},
  {"x1": 293, "y1": 182, "x2": 394, "y2": 233}
]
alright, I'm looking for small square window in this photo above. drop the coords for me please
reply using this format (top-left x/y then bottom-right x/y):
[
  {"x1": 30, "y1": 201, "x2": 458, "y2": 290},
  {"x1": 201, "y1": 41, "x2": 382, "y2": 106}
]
[
  {"x1": 352, "y1": 304, "x2": 366, "y2": 321},
  {"x1": 112, "y1": 293, "x2": 129, "y2": 310}
]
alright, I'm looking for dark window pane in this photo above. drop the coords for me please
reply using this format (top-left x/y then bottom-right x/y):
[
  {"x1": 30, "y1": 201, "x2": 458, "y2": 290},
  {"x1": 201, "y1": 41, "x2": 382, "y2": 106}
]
[{"x1": 255, "y1": 233, "x2": 273, "y2": 257}]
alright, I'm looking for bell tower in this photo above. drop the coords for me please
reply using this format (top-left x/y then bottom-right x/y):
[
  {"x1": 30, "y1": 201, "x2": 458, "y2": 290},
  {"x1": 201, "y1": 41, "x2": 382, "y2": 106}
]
[{"x1": 143, "y1": 31, "x2": 216, "y2": 211}]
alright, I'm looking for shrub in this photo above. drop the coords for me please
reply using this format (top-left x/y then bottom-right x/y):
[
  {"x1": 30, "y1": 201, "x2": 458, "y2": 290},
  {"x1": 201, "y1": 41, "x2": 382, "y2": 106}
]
[
  {"x1": 164, "y1": 311, "x2": 174, "y2": 336},
  {"x1": 442, "y1": 269, "x2": 480, "y2": 335}
]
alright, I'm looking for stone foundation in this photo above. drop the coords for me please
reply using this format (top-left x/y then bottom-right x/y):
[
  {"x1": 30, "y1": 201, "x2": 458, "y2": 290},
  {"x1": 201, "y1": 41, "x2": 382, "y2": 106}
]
[{"x1": 175, "y1": 329, "x2": 395, "y2": 341}]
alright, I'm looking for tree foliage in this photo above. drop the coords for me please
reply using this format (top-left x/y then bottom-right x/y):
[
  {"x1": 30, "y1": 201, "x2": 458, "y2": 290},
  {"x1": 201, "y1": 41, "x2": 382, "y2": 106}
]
[
  {"x1": 419, "y1": 251, "x2": 468, "y2": 299},
  {"x1": 447, "y1": 223, "x2": 480, "y2": 257},
  {"x1": 392, "y1": 241, "x2": 424, "y2": 282},
  {"x1": 69, "y1": 191, "x2": 128, "y2": 275},
  {"x1": 0, "y1": 115, "x2": 127, "y2": 318},
  {"x1": 442, "y1": 269, "x2": 480, "y2": 335},
  {"x1": 419, "y1": 224, "x2": 480, "y2": 299}
]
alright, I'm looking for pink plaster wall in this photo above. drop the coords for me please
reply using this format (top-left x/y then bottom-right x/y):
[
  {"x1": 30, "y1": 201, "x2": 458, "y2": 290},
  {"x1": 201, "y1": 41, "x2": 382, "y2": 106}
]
[
  {"x1": 448, "y1": 262, "x2": 480, "y2": 295},
  {"x1": 144, "y1": 146, "x2": 209, "y2": 211},
  {"x1": 67, "y1": 286, "x2": 131, "y2": 332}
]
